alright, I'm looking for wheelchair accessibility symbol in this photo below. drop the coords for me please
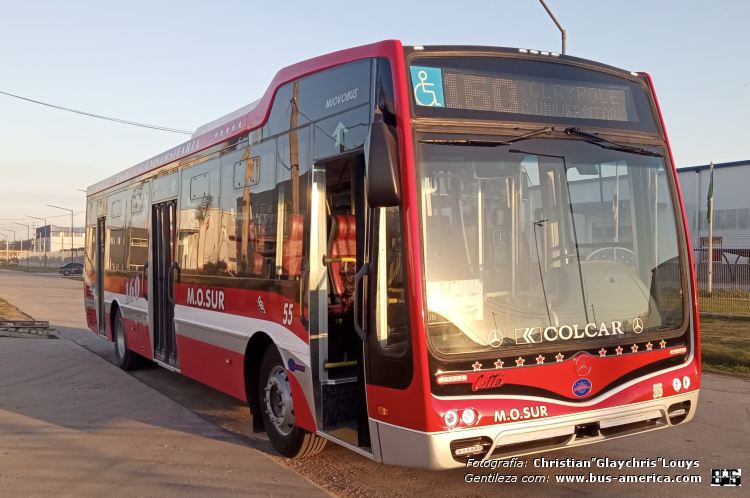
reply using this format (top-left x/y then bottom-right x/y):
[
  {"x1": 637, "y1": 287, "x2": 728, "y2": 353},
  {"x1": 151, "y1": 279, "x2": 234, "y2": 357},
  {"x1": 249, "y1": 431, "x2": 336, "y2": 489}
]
[{"x1": 410, "y1": 66, "x2": 444, "y2": 107}]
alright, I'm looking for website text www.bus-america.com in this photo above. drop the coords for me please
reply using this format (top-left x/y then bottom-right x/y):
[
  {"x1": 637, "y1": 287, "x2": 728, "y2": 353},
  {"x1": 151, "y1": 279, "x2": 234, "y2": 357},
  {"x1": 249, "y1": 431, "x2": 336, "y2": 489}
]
[{"x1": 463, "y1": 456, "x2": 705, "y2": 484}]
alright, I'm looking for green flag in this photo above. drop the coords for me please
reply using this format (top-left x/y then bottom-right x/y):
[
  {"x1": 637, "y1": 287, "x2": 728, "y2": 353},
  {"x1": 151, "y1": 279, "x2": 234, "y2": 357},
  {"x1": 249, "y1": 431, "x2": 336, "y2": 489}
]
[{"x1": 707, "y1": 167, "x2": 713, "y2": 222}]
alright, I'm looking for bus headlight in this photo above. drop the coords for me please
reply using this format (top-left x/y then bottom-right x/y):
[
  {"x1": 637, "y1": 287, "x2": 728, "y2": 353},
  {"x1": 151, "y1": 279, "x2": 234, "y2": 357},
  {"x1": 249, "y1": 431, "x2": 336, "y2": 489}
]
[
  {"x1": 444, "y1": 410, "x2": 459, "y2": 428},
  {"x1": 672, "y1": 378, "x2": 681, "y2": 392},
  {"x1": 461, "y1": 408, "x2": 477, "y2": 426},
  {"x1": 682, "y1": 376, "x2": 690, "y2": 389}
]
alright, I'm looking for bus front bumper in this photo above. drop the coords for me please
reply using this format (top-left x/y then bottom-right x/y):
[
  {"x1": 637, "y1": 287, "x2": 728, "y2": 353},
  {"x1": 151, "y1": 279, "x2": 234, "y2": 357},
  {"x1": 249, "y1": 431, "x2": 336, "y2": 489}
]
[{"x1": 374, "y1": 389, "x2": 699, "y2": 470}]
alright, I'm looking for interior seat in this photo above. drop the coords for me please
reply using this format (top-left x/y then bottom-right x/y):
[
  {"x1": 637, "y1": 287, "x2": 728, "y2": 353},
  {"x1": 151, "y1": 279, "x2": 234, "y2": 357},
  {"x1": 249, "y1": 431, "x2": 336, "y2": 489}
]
[
  {"x1": 247, "y1": 220, "x2": 264, "y2": 275},
  {"x1": 283, "y1": 214, "x2": 304, "y2": 277},
  {"x1": 328, "y1": 214, "x2": 356, "y2": 314}
]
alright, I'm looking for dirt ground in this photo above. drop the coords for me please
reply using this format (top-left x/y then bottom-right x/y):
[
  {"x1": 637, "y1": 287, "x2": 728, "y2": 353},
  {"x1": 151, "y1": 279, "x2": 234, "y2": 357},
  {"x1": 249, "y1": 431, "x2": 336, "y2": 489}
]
[{"x1": 0, "y1": 296, "x2": 32, "y2": 320}]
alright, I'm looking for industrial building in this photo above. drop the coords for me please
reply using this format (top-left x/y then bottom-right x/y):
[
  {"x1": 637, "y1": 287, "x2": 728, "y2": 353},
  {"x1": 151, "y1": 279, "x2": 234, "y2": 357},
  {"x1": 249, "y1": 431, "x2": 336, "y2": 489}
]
[
  {"x1": 677, "y1": 159, "x2": 750, "y2": 238},
  {"x1": 35, "y1": 225, "x2": 85, "y2": 253}
]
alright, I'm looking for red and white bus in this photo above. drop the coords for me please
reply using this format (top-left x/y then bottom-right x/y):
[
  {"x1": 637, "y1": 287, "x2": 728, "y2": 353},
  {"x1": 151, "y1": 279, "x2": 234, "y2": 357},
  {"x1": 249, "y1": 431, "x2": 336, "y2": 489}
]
[{"x1": 83, "y1": 40, "x2": 699, "y2": 469}]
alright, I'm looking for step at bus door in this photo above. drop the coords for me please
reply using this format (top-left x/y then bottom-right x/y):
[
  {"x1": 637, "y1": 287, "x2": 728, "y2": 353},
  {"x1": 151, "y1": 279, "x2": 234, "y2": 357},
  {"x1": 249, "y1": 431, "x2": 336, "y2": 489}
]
[
  {"x1": 95, "y1": 216, "x2": 106, "y2": 336},
  {"x1": 151, "y1": 199, "x2": 179, "y2": 368}
]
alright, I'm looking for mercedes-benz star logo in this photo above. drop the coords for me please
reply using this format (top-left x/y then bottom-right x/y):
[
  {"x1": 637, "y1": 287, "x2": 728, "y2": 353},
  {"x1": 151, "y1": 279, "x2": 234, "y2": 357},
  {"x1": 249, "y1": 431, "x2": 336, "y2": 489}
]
[
  {"x1": 488, "y1": 329, "x2": 504, "y2": 348},
  {"x1": 633, "y1": 317, "x2": 644, "y2": 334},
  {"x1": 574, "y1": 355, "x2": 592, "y2": 377}
]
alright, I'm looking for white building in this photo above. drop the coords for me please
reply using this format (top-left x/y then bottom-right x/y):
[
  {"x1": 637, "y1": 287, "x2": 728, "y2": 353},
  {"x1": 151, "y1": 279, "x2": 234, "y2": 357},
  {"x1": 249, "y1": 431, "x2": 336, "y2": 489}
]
[
  {"x1": 676, "y1": 159, "x2": 750, "y2": 262},
  {"x1": 35, "y1": 225, "x2": 85, "y2": 253}
]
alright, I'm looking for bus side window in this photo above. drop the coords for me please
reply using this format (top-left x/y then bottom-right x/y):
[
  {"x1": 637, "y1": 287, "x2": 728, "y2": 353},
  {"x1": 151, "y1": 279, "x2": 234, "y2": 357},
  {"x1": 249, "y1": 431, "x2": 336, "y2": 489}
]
[
  {"x1": 107, "y1": 191, "x2": 128, "y2": 272},
  {"x1": 373, "y1": 206, "x2": 409, "y2": 356},
  {"x1": 231, "y1": 139, "x2": 277, "y2": 278},
  {"x1": 262, "y1": 83, "x2": 294, "y2": 138},
  {"x1": 86, "y1": 200, "x2": 97, "y2": 272},
  {"x1": 276, "y1": 125, "x2": 311, "y2": 280},
  {"x1": 127, "y1": 184, "x2": 149, "y2": 274},
  {"x1": 218, "y1": 142, "x2": 249, "y2": 277},
  {"x1": 176, "y1": 160, "x2": 219, "y2": 273}
]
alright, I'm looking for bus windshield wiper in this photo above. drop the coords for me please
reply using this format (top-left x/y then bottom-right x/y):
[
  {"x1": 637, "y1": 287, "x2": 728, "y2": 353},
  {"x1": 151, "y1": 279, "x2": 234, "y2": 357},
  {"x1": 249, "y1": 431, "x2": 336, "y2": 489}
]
[
  {"x1": 419, "y1": 127, "x2": 552, "y2": 147},
  {"x1": 564, "y1": 127, "x2": 663, "y2": 157}
]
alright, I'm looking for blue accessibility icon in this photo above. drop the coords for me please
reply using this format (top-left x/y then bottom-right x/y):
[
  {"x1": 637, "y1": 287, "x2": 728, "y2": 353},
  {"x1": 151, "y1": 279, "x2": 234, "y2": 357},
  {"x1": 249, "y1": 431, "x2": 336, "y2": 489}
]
[{"x1": 411, "y1": 66, "x2": 444, "y2": 107}]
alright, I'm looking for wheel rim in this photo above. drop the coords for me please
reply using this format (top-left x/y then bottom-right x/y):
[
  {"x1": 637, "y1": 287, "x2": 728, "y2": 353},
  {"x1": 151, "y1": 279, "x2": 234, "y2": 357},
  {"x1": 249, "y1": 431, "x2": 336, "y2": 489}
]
[
  {"x1": 264, "y1": 365, "x2": 295, "y2": 436},
  {"x1": 115, "y1": 318, "x2": 126, "y2": 359}
]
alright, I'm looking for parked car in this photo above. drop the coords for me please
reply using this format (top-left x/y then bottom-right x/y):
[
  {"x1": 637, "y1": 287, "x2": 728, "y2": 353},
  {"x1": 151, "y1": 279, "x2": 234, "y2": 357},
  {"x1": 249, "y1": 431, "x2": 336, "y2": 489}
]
[{"x1": 59, "y1": 262, "x2": 83, "y2": 276}]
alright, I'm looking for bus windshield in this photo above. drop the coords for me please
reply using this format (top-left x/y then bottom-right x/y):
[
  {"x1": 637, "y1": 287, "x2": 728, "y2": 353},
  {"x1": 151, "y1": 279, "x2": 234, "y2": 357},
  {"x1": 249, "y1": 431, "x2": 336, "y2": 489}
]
[{"x1": 418, "y1": 135, "x2": 685, "y2": 356}]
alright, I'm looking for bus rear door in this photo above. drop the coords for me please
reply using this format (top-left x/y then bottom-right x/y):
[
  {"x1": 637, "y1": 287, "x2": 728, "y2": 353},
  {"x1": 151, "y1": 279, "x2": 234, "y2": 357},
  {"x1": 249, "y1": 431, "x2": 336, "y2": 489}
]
[
  {"x1": 149, "y1": 171, "x2": 180, "y2": 369},
  {"x1": 95, "y1": 215, "x2": 106, "y2": 335}
]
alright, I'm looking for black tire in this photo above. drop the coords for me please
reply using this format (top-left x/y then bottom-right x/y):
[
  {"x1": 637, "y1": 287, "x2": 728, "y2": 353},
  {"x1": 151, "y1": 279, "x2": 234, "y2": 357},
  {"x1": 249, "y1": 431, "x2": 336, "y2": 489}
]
[
  {"x1": 63, "y1": 270, "x2": 71, "y2": 276},
  {"x1": 258, "y1": 345, "x2": 326, "y2": 458},
  {"x1": 113, "y1": 309, "x2": 143, "y2": 371}
]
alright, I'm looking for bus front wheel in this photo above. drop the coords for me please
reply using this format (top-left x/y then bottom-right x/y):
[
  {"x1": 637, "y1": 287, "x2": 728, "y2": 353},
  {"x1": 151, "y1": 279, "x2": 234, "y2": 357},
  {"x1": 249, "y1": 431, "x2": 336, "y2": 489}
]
[{"x1": 258, "y1": 345, "x2": 326, "y2": 458}]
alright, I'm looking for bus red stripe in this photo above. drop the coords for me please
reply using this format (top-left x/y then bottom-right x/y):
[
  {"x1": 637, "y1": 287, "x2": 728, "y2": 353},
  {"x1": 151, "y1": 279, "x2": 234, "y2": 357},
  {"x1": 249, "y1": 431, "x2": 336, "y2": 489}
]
[{"x1": 176, "y1": 334, "x2": 247, "y2": 401}]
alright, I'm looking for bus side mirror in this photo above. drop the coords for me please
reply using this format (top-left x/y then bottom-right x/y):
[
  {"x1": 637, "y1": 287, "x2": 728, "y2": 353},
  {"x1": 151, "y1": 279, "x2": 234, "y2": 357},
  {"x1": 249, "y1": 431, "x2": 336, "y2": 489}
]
[{"x1": 365, "y1": 119, "x2": 401, "y2": 207}]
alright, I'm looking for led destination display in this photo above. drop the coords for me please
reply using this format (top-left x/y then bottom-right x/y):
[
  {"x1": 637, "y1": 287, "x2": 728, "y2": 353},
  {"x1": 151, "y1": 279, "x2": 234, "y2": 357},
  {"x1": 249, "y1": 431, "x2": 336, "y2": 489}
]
[
  {"x1": 443, "y1": 70, "x2": 631, "y2": 121},
  {"x1": 411, "y1": 64, "x2": 638, "y2": 123}
]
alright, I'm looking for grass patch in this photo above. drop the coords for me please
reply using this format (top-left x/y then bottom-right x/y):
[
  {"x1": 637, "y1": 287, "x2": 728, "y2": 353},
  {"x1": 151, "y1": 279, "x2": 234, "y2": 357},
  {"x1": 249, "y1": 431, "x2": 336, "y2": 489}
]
[
  {"x1": 699, "y1": 316, "x2": 750, "y2": 378},
  {"x1": 661, "y1": 287, "x2": 750, "y2": 315},
  {"x1": 702, "y1": 363, "x2": 750, "y2": 379},
  {"x1": 697, "y1": 295, "x2": 750, "y2": 316},
  {"x1": 0, "y1": 296, "x2": 33, "y2": 321}
]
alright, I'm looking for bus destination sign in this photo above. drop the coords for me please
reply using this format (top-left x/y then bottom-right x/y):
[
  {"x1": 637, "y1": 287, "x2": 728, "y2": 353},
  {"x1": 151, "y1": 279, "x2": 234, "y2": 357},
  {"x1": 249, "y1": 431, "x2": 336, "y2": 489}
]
[{"x1": 411, "y1": 65, "x2": 633, "y2": 123}]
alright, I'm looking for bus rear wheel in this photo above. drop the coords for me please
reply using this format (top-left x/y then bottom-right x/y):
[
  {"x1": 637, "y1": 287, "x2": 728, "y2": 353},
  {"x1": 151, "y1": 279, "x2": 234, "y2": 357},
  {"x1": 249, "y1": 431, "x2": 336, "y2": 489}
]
[
  {"x1": 113, "y1": 309, "x2": 143, "y2": 371},
  {"x1": 258, "y1": 345, "x2": 326, "y2": 458}
]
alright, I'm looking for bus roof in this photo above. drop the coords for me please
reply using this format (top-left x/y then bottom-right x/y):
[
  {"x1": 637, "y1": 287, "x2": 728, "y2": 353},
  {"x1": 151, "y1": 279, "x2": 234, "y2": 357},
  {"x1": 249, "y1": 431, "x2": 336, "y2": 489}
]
[{"x1": 86, "y1": 39, "x2": 403, "y2": 196}]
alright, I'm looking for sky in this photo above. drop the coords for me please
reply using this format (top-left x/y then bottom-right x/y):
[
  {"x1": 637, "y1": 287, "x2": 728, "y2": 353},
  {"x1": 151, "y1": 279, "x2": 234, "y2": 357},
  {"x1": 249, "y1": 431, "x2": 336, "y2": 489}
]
[{"x1": 0, "y1": 0, "x2": 748, "y2": 234}]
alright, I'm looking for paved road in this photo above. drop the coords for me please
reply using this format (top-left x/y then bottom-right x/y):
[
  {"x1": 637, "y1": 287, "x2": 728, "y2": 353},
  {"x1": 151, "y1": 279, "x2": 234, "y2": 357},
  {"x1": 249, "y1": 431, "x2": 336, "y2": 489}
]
[
  {"x1": 0, "y1": 270, "x2": 330, "y2": 498},
  {"x1": 0, "y1": 269, "x2": 748, "y2": 497}
]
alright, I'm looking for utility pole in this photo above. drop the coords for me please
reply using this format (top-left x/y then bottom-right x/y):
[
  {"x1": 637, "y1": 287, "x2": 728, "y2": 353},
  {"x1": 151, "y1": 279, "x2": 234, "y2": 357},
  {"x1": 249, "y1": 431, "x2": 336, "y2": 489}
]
[
  {"x1": 708, "y1": 161, "x2": 715, "y2": 295},
  {"x1": 26, "y1": 216, "x2": 47, "y2": 268},
  {"x1": 539, "y1": 0, "x2": 566, "y2": 55},
  {"x1": 46, "y1": 205, "x2": 75, "y2": 264},
  {"x1": 13, "y1": 222, "x2": 31, "y2": 271}
]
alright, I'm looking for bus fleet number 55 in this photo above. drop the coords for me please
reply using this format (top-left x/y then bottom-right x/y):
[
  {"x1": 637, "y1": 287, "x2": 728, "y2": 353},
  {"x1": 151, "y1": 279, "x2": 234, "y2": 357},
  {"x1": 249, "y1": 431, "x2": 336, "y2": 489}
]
[{"x1": 282, "y1": 303, "x2": 294, "y2": 325}]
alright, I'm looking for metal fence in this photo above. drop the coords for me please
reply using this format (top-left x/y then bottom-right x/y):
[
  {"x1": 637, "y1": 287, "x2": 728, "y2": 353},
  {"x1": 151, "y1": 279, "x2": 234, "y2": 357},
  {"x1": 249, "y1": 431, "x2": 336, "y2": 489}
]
[
  {"x1": 691, "y1": 235, "x2": 750, "y2": 315},
  {"x1": 17, "y1": 249, "x2": 84, "y2": 268}
]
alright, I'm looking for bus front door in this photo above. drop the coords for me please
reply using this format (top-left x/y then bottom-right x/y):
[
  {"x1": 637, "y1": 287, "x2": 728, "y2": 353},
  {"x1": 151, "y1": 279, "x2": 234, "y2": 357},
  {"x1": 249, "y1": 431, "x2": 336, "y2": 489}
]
[
  {"x1": 151, "y1": 199, "x2": 179, "y2": 368},
  {"x1": 309, "y1": 151, "x2": 371, "y2": 451}
]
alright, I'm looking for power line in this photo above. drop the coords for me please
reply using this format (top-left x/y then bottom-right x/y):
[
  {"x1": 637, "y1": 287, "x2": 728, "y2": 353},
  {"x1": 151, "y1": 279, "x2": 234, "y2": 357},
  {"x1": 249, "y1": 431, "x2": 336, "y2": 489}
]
[
  {"x1": 0, "y1": 90, "x2": 193, "y2": 135},
  {"x1": 0, "y1": 211, "x2": 85, "y2": 222}
]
